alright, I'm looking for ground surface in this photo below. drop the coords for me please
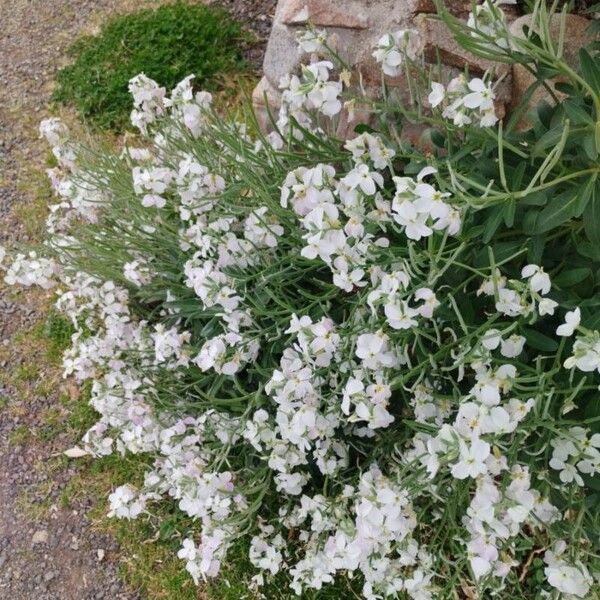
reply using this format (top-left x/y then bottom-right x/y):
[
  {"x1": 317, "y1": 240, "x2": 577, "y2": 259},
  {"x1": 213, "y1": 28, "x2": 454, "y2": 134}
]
[{"x1": 0, "y1": 1, "x2": 274, "y2": 598}]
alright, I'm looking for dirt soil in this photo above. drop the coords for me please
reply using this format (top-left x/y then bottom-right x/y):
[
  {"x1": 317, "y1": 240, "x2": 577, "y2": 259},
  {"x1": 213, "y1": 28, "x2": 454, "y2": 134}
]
[{"x1": 0, "y1": 1, "x2": 274, "y2": 599}]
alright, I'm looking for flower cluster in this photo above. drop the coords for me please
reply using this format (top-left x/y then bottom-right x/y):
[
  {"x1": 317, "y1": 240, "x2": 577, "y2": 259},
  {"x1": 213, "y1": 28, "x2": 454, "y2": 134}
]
[
  {"x1": 544, "y1": 541, "x2": 593, "y2": 598},
  {"x1": 3, "y1": 17, "x2": 599, "y2": 600},
  {"x1": 281, "y1": 60, "x2": 343, "y2": 118},
  {"x1": 372, "y1": 29, "x2": 421, "y2": 77},
  {"x1": 550, "y1": 427, "x2": 600, "y2": 486},
  {"x1": 429, "y1": 75, "x2": 498, "y2": 127},
  {"x1": 3, "y1": 251, "x2": 58, "y2": 289},
  {"x1": 129, "y1": 74, "x2": 166, "y2": 133},
  {"x1": 467, "y1": 0, "x2": 515, "y2": 50}
]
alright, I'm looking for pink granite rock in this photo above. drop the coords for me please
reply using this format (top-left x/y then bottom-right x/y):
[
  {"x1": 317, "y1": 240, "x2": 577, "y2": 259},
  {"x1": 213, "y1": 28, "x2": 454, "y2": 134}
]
[{"x1": 280, "y1": 0, "x2": 369, "y2": 29}]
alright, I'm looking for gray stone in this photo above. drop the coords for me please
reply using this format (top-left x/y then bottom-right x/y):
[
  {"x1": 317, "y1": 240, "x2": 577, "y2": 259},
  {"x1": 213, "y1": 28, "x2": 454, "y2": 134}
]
[
  {"x1": 31, "y1": 529, "x2": 49, "y2": 545},
  {"x1": 280, "y1": 0, "x2": 369, "y2": 28},
  {"x1": 253, "y1": 0, "x2": 517, "y2": 139},
  {"x1": 509, "y1": 13, "x2": 595, "y2": 127}
]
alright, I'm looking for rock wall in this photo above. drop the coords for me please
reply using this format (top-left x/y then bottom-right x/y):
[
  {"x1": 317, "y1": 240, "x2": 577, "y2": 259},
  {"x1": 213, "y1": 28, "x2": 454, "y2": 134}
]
[{"x1": 252, "y1": 0, "x2": 594, "y2": 138}]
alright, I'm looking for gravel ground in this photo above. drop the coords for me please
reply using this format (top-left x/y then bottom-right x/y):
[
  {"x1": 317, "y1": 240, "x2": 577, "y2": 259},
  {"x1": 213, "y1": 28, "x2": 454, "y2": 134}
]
[
  {"x1": 0, "y1": 3, "x2": 154, "y2": 597},
  {"x1": 210, "y1": 0, "x2": 276, "y2": 68},
  {"x1": 0, "y1": 0, "x2": 274, "y2": 598}
]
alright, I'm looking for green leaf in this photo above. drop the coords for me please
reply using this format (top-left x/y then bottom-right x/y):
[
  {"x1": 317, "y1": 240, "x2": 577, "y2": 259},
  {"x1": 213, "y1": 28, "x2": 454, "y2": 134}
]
[
  {"x1": 578, "y1": 241, "x2": 600, "y2": 261},
  {"x1": 562, "y1": 99, "x2": 594, "y2": 126},
  {"x1": 510, "y1": 162, "x2": 527, "y2": 192},
  {"x1": 533, "y1": 185, "x2": 591, "y2": 233},
  {"x1": 522, "y1": 328, "x2": 559, "y2": 352},
  {"x1": 523, "y1": 209, "x2": 540, "y2": 232},
  {"x1": 354, "y1": 123, "x2": 376, "y2": 135},
  {"x1": 503, "y1": 198, "x2": 516, "y2": 227},
  {"x1": 536, "y1": 100, "x2": 555, "y2": 129},
  {"x1": 588, "y1": 20, "x2": 600, "y2": 36},
  {"x1": 521, "y1": 191, "x2": 548, "y2": 206},
  {"x1": 532, "y1": 125, "x2": 564, "y2": 156},
  {"x1": 553, "y1": 268, "x2": 592, "y2": 288},
  {"x1": 537, "y1": 66, "x2": 560, "y2": 81},
  {"x1": 554, "y1": 82, "x2": 577, "y2": 96},
  {"x1": 489, "y1": 240, "x2": 525, "y2": 263},
  {"x1": 579, "y1": 48, "x2": 600, "y2": 95},
  {"x1": 159, "y1": 520, "x2": 176, "y2": 540},
  {"x1": 430, "y1": 129, "x2": 445, "y2": 148},
  {"x1": 583, "y1": 179, "x2": 600, "y2": 246},
  {"x1": 585, "y1": 310, "x2": 600, "y2": 330},
  {"x1": 573, "y1": 176, "x2": 596, "y2": 218},
  {"x1": 482, "y1": 205, "x2": 505, "y2": 243},
  {"x1": 527, "y1": 235, "x2": 546, "y2": 264},
  {"x1": 583, "y1": 133, "x2": 598, "y2": 161}
]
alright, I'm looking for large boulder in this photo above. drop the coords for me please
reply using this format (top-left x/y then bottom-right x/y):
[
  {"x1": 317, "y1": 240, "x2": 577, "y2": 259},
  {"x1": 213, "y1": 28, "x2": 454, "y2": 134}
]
[
  {"x1": 509, "y1": 13, "x2": 595, "y2": 126},
  {"x1": 253, "y1": 0, "x2": 518, "y2": 138}
]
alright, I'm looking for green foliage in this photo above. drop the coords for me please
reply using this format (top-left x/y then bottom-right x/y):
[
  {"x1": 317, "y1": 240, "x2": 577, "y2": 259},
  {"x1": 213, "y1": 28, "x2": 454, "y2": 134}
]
[
  {"x1": 433, "y1": 2, "x2": 600, "y2": 331},
  {"x1": 205, "y1": 537, "x2": 363, "y2": 599},
  {"x1": 52, "y1": 2, "x2": 248, "y2": 131},
  {"x1": 43, "y1": 310, "x2": 75, "y2": 361},
  {"x1": 21, "y1": 0, "x2": 600, "y2": 597}
]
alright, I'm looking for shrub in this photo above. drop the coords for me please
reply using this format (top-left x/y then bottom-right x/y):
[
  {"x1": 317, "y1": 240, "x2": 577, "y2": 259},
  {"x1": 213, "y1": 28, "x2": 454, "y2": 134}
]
[
  {"x1": 52, "y1": 2, "x2": 248, "y2": 131},
  {"x1": 4, "y1": 1, "x2": 600, "y2": 598}
]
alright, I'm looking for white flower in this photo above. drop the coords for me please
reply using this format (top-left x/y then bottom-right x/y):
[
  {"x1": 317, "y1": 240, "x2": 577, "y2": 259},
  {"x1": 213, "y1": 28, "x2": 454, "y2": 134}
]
[
  {"x1": 128, "y1": 74, "x2": 166, "y2": 133},
  {"x1": 250, "y1": 535, "x2": 284, "y2": 575},
  {"x1": 291, "y1": 61, "x2": 343, "y2": 117},
  {"x1": 451, "y1": 438, "x2": 490, "y2": 479},
  {"x1": 392, "y1": 200, "x2": 432, "y2": 240},
  {"x1": 463, "y1": 78, "x2": 495, "y2": 111},
  {"x1": 437, "y1": 75, "x2": 498, "y2": 127},
  {"x1": 275, "y1": 472, "x2": 308, "y2": 495},
  {"x1": 355, "y1": 331, "x2": 397, "y2": 369},
  {"x1": 545, "y1": 563, "x2": 591, "y2": 598},
  {"x1": 123, "y1": 260, "x2": 152, "y2": 287},
  {"x1": 496, "y1": 287, "x2": 528, "y2": 317},
  {"x1": 133, "y1": 166, "x2": 173, "y2": 208},
  {"x1": 467, "y1": 1, "x2": 512, "y2": 50},
  {"x1": 342, "y1": 164, "x2": 384, "y2": 195},
  {"x1": 384, "y1": 300, "x2": 419, "y2": 330},
  {"x1": 428, "y1": 82, "x2": 445, "y2": 108},
  {"x1": 414, "y1": 287, "x2": 440, "y2": 318},
  {"x1": 500, "y1": 334, "x2": 526, "y2": 358},
  {"x1": 478, "y1": 268, "x2": 506, "y2": 296},
  {"x1": 372, "y1": 30, "x2": 421, "y2": 77},
  {"x1": 108, "y1": 484, "x2": 145, "y2": 519},
  {"x1": 297, "y1": 28, "x2": 327, "y2": 54},
  {"x1": 521, "y1": 264, "x2": 551, "y2": 295},
  {"x1": 538, "y1": 297, "x2": 558, "y2": 316},
  {"x1": 564, "y1": 334, "x2": 600, "y2": 373},
  {"x1": 479, "y1": 109, "x2": 498, "y2": 128},
  {"x1": 245, "y1": 207, "x2": 284, "y2": 248},
  {"x1": 549, "y1": 456, "x2": 584, "y2": 486},
  {"x1": 373, "y1": 33, "x2": 403, "y2": 76},
  {"x1": 482, "y1": 406, "x2": 515, "y2": 435},
  {"x1": 178, "y1": 531, "x2": 227, "y2": 583},
  {"x1": 433, "y1": 206, "x2": 462, "y2": 235},
  {"x1": 556, "y1": 307, "x2": 581, "y2": 337},
  {"x1": 481, "y1": 329, "x2": 502, "y2": 350},
  {"x1": 413, "y1": 182, "x2": 451, "y2": 220},
  {"x1": 194, "y1": 337, "x2": 227, "y2": 372},
  {"x1": 468, "y1": 536, "x2": 497, "y2": 579},
  {"x1": 3, "y1": 251, "x2": 58, "y2": 289}
]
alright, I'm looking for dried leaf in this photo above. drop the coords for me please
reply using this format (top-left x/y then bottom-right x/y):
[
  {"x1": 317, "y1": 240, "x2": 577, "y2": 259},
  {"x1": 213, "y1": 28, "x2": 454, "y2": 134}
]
[{"x1": 64, "y1": 446, "x2": 88, "y2": 458}]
